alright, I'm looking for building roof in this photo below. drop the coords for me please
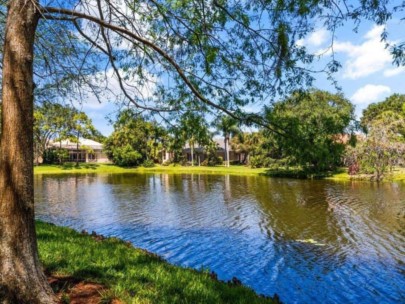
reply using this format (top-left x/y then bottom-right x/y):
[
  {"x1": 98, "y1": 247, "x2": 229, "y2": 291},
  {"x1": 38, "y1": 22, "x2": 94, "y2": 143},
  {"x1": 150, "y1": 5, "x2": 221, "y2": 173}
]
[{"x1": 50, "y1": 138, "x2": 103, "y2": 150}]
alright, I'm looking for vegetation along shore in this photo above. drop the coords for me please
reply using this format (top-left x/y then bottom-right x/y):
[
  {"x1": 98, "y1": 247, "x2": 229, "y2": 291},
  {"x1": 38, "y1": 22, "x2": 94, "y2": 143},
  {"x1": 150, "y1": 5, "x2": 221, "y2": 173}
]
[{"x1": 37, "y1": 221, "x2": 278, "y2": 304}]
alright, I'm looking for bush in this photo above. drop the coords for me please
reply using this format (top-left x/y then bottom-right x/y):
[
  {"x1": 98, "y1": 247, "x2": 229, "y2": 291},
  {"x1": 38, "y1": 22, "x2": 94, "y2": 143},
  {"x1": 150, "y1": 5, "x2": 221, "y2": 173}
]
[
  {"x1": 201, "y1": 155, "x2": 223, "y2": 166},
  {"x1": 249, "y1": 155, "x2": 273, "y2": 168},
  {"x1": 43, "y1": 148, "x2": 69, "y2": 164},
  {"x1": 142, "y1": 159, "x2": 155, "y2": 168},
  {"x1": 249, "y1": 156, "x2": 292, "y2": 169},
  {"x1": 111, "y1": 144, "x2": 143, "y2": 167}
]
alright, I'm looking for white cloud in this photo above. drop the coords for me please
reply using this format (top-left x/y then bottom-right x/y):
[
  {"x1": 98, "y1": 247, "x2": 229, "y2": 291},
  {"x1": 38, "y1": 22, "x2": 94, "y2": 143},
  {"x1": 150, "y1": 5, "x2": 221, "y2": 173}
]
[
  {"x1": 333, "y1": 25, "x2": 392, "y2": 79},
  {"x1": 296, "y1": 28, "x2": 329, "y2": 49},
  {"x1": 307, "y1": 28, "x2": 329, "y2": 47},
  {"x1": 296, "y1": 38, "x2": 305, "y2": 47},
  {"x1": 383, "y1": 66, "x2": 405, "y2": 77},
  {"x1": 351, "y1": 84, "x2": 391, "y2": 105}
]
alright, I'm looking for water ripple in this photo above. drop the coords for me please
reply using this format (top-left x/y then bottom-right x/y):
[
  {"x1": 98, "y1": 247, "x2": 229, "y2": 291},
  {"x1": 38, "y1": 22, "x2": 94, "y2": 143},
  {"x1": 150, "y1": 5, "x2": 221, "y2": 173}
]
[{"x1": 35, "y1": 174, "x2": 405, "y2": 304}]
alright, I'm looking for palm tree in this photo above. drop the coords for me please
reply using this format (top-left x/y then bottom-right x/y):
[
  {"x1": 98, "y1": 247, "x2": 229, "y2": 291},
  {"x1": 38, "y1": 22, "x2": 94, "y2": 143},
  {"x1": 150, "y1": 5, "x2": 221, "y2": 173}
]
[
  {"x1": 213, "y1": 116, "x2": 240, "y2": 167},
  {"x1": 180, "y1": 112, "x2": 211, "y2": 166}
]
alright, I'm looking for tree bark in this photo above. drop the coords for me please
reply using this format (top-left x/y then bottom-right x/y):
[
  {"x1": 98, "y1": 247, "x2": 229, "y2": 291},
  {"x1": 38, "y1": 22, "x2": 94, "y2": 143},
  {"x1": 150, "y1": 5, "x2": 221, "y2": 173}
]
[{"x1": 0, "y1": 1, "x2": 56, "y2": 303}]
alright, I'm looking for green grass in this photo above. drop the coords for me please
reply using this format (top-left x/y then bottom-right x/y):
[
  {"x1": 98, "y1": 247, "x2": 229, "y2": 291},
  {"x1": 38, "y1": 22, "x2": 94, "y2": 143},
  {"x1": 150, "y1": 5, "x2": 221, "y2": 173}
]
[
  {"x1": 37, "y1": 221, "x2": 275, "y2": 304},
  {"x1": 135, "y1": 164, "x2": 267, "y2": 176},
  {"x1": 34, "y1": 163, "x2": 405, "y2": 182},
  {"x1": 391, "y1": 167, "x2": 405, "y2": 181},
  {"x1": 326, "y1": 167, "x2": 405, "y2": 182},
  {"x1": 34, "y1": 163, "x2": 138, "y2": 175},
  {"x1": 34, "y1": 163, "x2": 267, "y2": 176}
]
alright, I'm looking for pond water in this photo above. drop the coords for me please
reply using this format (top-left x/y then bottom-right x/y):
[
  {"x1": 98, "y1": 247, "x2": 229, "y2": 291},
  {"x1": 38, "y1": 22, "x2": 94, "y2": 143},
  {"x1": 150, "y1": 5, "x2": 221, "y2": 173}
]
[{"x1": 34, "y1": 173, "x2": 405, "y2": 304}]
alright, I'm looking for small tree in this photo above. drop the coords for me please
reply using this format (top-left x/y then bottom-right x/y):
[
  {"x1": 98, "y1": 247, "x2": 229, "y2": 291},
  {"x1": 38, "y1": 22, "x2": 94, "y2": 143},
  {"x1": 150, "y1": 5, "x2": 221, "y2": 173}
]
[
  {"x1": 104, "y1": 109, "x2": 154, "y2": 167},
  {"x1": 350, "y1": 111, "x2": 405, "y2": 181}
]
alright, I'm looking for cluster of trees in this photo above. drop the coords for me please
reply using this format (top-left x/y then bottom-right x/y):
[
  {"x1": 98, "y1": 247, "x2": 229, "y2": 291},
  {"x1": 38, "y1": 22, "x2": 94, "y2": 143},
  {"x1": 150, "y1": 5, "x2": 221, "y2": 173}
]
[
  {"x1": 231, "y1": 93, "x2": 405, "y2": 180},
  {"x1": 104, "y1": 90, "x2": 356, "y2": 172},
  {"x1": 227, "y1": 90, "x2": 355, "y2": 173},
  {"x1": 103, "y1": 109, "x2": 228, "y2": 167},
  {"x1": 30, "y1": 91, "x2": 405, "y2": 181},
  {"x1": 0, "y1": 0, "x2": 403, "y2": 302},
  {"x1": 345, "y1": 94, "x2": 405, "y2": 180}
]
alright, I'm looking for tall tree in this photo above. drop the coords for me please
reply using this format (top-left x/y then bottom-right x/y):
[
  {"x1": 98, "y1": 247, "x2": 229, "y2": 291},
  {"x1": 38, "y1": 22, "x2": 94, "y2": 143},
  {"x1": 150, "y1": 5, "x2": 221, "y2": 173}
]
[
  {"x1": 179, "y1": 112, "x2": 211, "y2": 166},
  {"x1": 0, "y1": 2, "x2": 54, "y2": 302},
  {"x1": 104, "y1": 109, "x2": 153, "y2": 167},
  {"x1": 214, "y1": 115, "x2": 240, "y2": 167},
  {"x1": 149, "y1": 123, "x2": 167, "y2": 163},
  {"x1": 0, "y1": 1, "x2": 403, "y2": 302},
  {"x1": 69, "y1": 111, "x2": 96, "y2": 165},
  {"x1": 265, "y1": 90, "x2": 355, "y2": 172},
  {"x1": 361, "y1": 94, "x2": 405, "y2": 134}
]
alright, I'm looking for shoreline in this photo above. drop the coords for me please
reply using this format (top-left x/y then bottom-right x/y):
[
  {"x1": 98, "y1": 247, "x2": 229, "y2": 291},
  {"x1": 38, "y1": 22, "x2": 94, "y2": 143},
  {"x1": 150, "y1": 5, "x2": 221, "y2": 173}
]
[
  {"x1": 37, "y1": 221, "x2": 278, "y2": 303},
  {"x1": 34, "y1": 163, "x2": 405, "y2": 182}
]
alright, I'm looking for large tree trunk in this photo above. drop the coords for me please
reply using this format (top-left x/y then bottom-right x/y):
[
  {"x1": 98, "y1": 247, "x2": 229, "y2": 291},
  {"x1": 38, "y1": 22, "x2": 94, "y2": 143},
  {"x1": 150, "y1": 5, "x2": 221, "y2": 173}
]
[{"x1": 0, "y1": 1, "x2": 56, "y2": 303}]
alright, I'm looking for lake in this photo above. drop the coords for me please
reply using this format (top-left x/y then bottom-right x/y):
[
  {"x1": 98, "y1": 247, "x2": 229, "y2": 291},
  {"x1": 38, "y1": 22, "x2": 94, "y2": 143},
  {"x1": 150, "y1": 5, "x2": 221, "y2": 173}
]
[{"x1": 34, "y1": 173, "x2": 405, "y2": 303}]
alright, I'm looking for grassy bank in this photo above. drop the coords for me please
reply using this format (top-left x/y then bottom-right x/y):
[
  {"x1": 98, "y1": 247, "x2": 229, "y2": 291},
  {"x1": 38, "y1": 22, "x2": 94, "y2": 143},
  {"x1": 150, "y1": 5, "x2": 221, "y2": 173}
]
[
  {"x1": 37, "y1": 221, "x2": 275, "y2": 303},
  {"x1": 326, "y1": 167, "x2": 405, "y2": 182},
  {"x1": 33, "y1": 163, "x2": 405, "y2": 182},
  {"x1": 34, "y1": 163, "x2": 138, "y2": 175},
  {"x1": 34, "y1": 163, "x2": 267, "y2": 176}
]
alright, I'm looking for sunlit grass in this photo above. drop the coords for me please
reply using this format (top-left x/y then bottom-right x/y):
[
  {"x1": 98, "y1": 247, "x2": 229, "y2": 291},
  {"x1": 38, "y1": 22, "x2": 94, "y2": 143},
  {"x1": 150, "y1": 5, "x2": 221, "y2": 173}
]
[
  {"x1": 34, "y1": 163, "x2": 267, "y2": 176},
  {"x1": 136, "y1": 164, "x2": 267, "y2": 176},
  {"x1": 34, "y1": 163, "x2": 405, "y2": 181},
  {"x1": 34, "y1": 163, "x2": 136, "y2": 175},
  {"x1": 327, "y1": 167, "x2": 405, "y2": 182},
  {"x1": 37, "y1": 221, "x2": 275, "y2": 304}
]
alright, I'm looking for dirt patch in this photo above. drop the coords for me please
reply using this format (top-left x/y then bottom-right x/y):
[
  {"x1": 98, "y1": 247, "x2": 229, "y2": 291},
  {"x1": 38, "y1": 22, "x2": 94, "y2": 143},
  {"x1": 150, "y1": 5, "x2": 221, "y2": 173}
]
[{"x1": 47, "y1": 275, "x2": 122, "y2": 304}]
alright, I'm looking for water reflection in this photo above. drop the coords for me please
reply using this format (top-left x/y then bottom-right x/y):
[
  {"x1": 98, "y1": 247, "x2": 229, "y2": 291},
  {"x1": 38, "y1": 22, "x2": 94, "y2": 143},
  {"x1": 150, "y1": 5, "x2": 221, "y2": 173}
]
[{"x1": 35, "y1": 174, "x2": 405, "y2": 304}]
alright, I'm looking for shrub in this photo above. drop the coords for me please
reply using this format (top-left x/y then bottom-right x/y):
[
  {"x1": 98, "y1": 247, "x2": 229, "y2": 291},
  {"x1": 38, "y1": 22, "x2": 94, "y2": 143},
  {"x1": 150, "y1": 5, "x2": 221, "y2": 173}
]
[
  {"x1": 201, "y1": 155, "x2": 223, "y2": 166},
  {"x1": 142, "y1": 159, "x2": 155, "y2": 168},
  {"x1": 43, "y1": 148, "x2": 69, "y2": 164},
  {"x1": 111, "y1": 144, "x2": 143, "y2": 167},
  {"x1": 249, "y1": 155, "x2": 273, "y2": 168}
]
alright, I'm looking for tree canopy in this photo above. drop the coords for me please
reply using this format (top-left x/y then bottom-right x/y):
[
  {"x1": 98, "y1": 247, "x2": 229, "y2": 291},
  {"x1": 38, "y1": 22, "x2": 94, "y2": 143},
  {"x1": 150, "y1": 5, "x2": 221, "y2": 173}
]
[
  {"x1": 265, "y1": 90, "x2": 355, "y2": 172},
  {"x1": 361, "y1": 94, "x2": 405, "y2": 130},
  {"x1": 104, "y1": 109, "x2": 156, "y2": 166}
]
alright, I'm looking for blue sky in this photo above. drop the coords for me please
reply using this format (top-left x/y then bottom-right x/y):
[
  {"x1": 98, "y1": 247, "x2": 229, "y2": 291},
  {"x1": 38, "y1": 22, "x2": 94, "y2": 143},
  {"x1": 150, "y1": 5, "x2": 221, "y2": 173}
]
[{"x1": 82, "y1": 19, "x2": 405, "y2": 136}]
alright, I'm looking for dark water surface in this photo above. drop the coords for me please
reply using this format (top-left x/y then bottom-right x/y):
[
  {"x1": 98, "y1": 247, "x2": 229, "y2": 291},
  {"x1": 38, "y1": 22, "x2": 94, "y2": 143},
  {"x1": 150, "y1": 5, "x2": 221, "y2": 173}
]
[{"x1": 34, "y1": 174, "x2": 405, "y2": 304}]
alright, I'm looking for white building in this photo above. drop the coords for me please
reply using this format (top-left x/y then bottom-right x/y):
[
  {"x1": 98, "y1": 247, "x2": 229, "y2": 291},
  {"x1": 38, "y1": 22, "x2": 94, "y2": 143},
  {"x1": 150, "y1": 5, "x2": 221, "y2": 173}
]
[{"x1": 50, "y1": 138, "x2": 109, "y2": 163}]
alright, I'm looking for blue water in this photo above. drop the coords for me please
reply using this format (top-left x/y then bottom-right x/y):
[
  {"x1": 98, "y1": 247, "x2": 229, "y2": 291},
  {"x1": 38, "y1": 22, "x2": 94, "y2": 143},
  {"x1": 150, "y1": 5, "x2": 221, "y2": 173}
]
[{"x1": 35, "y1": 173, "x2": 405, "y2": 303}]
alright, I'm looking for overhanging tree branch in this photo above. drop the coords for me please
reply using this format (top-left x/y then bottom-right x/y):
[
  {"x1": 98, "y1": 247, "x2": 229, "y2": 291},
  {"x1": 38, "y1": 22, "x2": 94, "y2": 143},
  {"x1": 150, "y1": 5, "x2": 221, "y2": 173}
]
[{"x1": 40, "y1": 5, "x2": 287, "y2": 136}]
